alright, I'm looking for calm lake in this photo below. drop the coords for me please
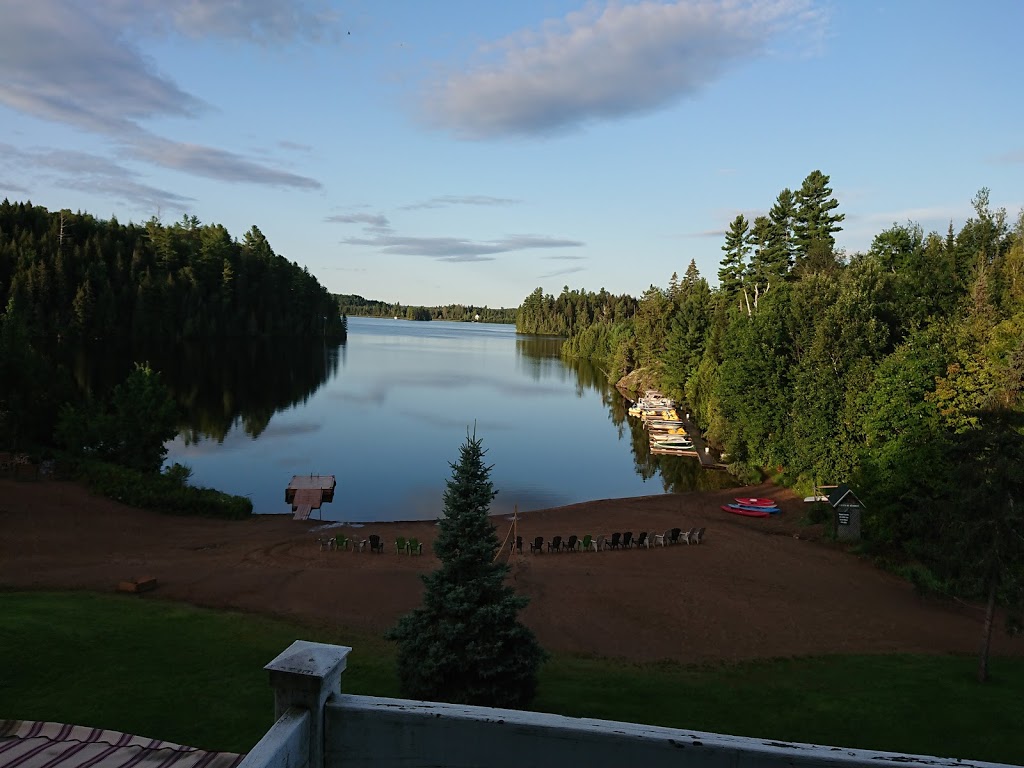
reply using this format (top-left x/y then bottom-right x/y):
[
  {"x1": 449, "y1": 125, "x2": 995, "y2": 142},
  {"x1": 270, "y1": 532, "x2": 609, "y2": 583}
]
[{"x1": 153, "y1": 316, "x2": 732, "y2": 521}]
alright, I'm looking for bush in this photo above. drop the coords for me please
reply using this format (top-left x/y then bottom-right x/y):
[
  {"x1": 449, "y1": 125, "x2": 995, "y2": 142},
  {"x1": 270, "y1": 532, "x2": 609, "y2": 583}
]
[{"x1": 74, "y1": 460, "x2": 252, "y2": 519}]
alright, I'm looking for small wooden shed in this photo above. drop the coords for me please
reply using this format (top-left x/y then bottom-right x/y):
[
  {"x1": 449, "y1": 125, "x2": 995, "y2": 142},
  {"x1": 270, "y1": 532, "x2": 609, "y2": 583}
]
[{"x1": 827, "y1": 484, "x2": 864, "y2": 541}]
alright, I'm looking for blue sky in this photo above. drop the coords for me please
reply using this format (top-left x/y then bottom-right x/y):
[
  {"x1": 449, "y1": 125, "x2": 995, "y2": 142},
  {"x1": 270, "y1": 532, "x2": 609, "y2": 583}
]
[{"x1": 2, "y1": 1, "x2": 1021, "y2": 308}]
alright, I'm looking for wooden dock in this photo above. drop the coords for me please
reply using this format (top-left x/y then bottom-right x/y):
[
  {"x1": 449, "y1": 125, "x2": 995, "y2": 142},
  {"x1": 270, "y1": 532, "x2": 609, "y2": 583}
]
[
  {"x1": 285, "y1": 475, "x2": 336, "y2": 520},
  {"x1": 630, "y1": 392, "x2": 726, "y2": 470}
]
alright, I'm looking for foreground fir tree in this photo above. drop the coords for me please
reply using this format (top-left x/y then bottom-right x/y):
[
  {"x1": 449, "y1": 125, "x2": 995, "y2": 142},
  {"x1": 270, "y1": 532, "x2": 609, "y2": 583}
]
[{"x1": 387, "y1": 432, "x2": 546, "y2": 707}]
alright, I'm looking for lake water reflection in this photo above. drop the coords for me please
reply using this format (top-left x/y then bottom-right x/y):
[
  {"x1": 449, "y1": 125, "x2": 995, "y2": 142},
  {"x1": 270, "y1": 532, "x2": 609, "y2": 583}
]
[{"x1": 164, "y1": 316, "x2": 733, "y2": 521}]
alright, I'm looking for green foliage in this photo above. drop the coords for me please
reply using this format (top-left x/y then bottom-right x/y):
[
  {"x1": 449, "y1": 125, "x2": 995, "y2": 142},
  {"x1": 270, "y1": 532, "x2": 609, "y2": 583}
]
[
  {"x1": 793, "y1": 169, "x2": 845, "y2": 272},
  {"x1": 7, "y1": 591, "x2": 1024, "y2": 763},
  {"x1": 57, "y1": 363, "x2": 178, "y2": 473},
  {"x1": 516, "y1": 285, "x2": 637, "y2": 336},
  {"x1": 73, "y1": 459, "x2": 252, "y2": 518},
  {"x1": 387, "y1": 433, "x2": 546, "y2": 707},
  {"x1": 0, "y1": 296, "x2": 75, "y2": 449},
  {"x1": 719, "y1": 214, "x2": 751, "y2": 303},
  {"x1": 0, "y1": 201, "x2": 345, "y2": 340},
  {"x1": 336, "y1": 293, "x2": 516, "y2": 323}
]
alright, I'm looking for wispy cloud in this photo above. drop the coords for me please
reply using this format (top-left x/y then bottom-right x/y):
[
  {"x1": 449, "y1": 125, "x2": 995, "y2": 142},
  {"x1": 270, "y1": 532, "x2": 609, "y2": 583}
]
[
  {"x1": 0, "y1": 0, "x2": 325, "y2": 190},
  {"x1": 325, "y1": 212, "x2": 392, "y2": 228},
  {"x1": 278, "y1": 140, "x2": 314, "y2": 153},
  {"x1": 541, "y1": 254, "x2": 587, "y2": 261},
  {"x1": 401, "y1": 195, "x2": 522, "y2": 210},
  {"x1": 342, "y1": 234, "x2": 584, "y2": 263},
  {"x1": 0, "y1": 142, "x2": 193, "y2": 213},
  {"x1": 0, "y1": 180, "x2": 31, "y2": 195},
  {"x1": 539, "y1": 265, "x2": 587, "y2": 279},
  {"x1": 130, "y1": 137, "x2": 321, "y2": 189},
  {"x1": 423, "y1": 0, "x2": 825, "y2": 139},
  {"x1": 990, "y1": 149, "x2": 1024, "y2": 164}
]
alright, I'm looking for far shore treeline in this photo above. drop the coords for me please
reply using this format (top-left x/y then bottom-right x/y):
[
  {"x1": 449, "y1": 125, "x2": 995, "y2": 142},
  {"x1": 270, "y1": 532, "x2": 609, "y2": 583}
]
[{"x1": 336, "y1": 293, "x2": 517, "y2": 323}]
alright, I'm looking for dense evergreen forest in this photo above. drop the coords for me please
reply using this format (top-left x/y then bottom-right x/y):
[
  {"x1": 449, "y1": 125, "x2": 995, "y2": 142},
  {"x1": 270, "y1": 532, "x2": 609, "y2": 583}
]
[
  {"x1": 0, "y1": 200, "x2": 345, "y2": 339},
  {"x1": 337, "y1": 293, "x2": 516, "y2": 323},
  {"x1": 516, "y1": 172, "x2": 1024, "y2": 651},
  {"x1": 0, "y1": 201, "x2": 345, "y2": 517}
]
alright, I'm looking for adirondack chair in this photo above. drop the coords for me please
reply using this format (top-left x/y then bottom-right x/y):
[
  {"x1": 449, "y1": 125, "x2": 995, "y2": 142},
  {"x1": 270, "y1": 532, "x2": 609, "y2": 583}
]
[
  {"x1": 607, "y1": 532, "x2": 621, "y2": 550},
  {"x1": 395, "y1": 536, "x2": 408, "y2": 554},
  {"x1": 565, "y1": 534, "x2": 579, "y2": 552},
  {"x1": 670, "y1": 527, "x2": 683, "y2": 545},
  {"x1": 690, "y1": 527, "x2": 706, "y2": 544},
  {"x1": 547, "y1": 535, "x2": 563, "y2": 552},
  {"x1": 655, "y1": 529, "x2": 669, "y2": 547},
  {"x1": 592, "y1": 535, "x2": 604, "y2": 552},
  {"x1": 635, "y1": 531, "x2": 649, "y2": 548},
  {"x1": 682, "y1": 527, "x2": 697, "y2": 545},
  {"x1": 317, "y1": 536, "x2": 334, "y2": 551},
  {"x1": 334, "y1": 533, "x2": 350, "y2": 551},
  {"x1": 529, "y1": 536, "x2": 544, "y2": 553},
  {"x1": 511, "y1": 535, "x2": 523, "y2": 554},
  {"x1": 368, "y1": 534, "x2": 384, "y2": 553},
  {"x1": 580, "y1": 534, "x2": 593, "y2": 552},
  {"x1": 621, "y1": 531, "x2": 634, "y2": 549},
  {"x1": 407, "y1": 537, "x2": 423, "y2": 555}
]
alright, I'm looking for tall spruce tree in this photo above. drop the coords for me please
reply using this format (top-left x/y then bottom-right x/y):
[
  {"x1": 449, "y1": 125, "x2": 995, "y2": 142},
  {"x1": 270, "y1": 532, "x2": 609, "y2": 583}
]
[
  {"x1": 793, "y1": 170, "x2": 844, "y2": 272},
  {"x1": 387, "y1": 432, "x2": 546, "y2": 707},
  {"x1": 719, "y1": 214, "x2": 751, "y2": 313}
]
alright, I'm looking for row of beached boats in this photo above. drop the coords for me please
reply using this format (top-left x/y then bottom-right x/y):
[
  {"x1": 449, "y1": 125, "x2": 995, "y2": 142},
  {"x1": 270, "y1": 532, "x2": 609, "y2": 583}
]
[{"x1": 628, "y1": 391, "x2": 696, "y2": 453}]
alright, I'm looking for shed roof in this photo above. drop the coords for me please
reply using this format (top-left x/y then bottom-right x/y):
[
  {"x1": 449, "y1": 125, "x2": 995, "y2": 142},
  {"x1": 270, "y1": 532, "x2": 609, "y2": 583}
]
[{"x1": 828, "y1": 484, "x2": 864, "y2": 508}]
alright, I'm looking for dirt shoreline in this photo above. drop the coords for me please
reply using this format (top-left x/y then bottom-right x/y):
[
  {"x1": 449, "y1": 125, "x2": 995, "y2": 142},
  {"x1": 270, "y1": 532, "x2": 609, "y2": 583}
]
[{"x1": 1, "y1": 477, "x2": 1019, "y2": 663}]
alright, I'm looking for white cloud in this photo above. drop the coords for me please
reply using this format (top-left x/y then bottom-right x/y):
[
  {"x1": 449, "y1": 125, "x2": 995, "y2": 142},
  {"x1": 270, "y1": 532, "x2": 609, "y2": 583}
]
[
  {"x1": 0, "y1": 142, "x2": 194, "y2": 213},
  {"x1": 423, "y1": 0, "x2": 825, "y2": 139},
  {"x1": 325, "y1": 212, "x2": 392, "y2": 228},
  {"x1": 342, "y1": 233, "x2": 584, "y2": 262},
  {"x1": 401, "y1": 195, "x2": 522, "y2": 210},
  {"x1": 0, "y1": 0, "x2": 327, "y2": 189}
]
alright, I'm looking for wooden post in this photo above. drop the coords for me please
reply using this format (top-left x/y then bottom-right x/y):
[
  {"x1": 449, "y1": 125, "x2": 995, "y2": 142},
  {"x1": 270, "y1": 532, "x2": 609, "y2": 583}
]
[{"x1": 264, "y1": 640, "x2": 351, "y2": 768}]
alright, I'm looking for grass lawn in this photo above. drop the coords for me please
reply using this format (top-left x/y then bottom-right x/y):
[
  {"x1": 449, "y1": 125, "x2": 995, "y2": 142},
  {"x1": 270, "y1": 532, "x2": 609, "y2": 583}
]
[{"x1": 1, "y1": 591, "x2": 1022, "y2": 763}]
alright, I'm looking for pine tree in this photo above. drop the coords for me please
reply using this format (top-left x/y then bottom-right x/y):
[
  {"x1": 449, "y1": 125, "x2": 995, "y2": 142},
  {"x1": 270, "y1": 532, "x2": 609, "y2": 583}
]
[
  {"x1": 763, "y1": 187, "x2": 796, "y2": 278},
  {"x1": 387, "y1": 432, "x2": 546, "y2": 708},
  {"x1": 793, "y1": 170, "x2": 844, "y2": 272},
  {"x1": 719, "y1": 214, "x2": 751, "y2": 313}
]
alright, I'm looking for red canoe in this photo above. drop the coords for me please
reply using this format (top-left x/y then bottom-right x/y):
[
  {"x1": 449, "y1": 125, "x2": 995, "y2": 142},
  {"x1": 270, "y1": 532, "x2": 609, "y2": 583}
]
[
  {"x1": 735, "y1": 497, "x2": 776, "y2": 507},
  {"x1": 721, "y1": 504, "x2": 772, "y2": 518}
]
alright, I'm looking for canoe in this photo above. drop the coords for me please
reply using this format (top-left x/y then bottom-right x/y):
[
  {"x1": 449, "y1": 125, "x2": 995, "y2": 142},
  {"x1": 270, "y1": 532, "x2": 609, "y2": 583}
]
[
  {"x1": 721, "y1": 504, "x2": 771, "y2": 518},
  {"x1": 732, "y1": 501, "x2": 780, "y2": 514},
  {"x1": 735, "y1": 497, "x2": 775, "y2": 507}
]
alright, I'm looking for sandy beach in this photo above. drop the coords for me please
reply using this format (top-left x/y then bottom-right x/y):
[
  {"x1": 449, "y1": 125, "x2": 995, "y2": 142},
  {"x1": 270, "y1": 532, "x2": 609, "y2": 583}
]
[{"x1": 1, "y1": 477, "x2": 1019, "y2": 663}]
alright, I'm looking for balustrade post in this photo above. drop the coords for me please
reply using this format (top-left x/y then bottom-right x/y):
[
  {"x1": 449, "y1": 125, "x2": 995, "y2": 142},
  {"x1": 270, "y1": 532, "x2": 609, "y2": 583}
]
[{"x1": 264, "y1": 640, "x2": 351, "y2": 768}]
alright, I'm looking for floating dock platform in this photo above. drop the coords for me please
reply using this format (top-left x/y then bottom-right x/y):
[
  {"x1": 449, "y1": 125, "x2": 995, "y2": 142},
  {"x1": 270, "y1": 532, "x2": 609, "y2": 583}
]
[{"x1": 285, "y1": 474, "x2": 336, "y2": 520}]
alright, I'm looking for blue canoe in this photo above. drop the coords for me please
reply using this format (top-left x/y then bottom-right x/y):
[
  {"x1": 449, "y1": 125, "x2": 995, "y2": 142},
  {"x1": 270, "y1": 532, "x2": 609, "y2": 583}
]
[{"x1": 724, "y1": 502, "x2": 781, "y2": 515}]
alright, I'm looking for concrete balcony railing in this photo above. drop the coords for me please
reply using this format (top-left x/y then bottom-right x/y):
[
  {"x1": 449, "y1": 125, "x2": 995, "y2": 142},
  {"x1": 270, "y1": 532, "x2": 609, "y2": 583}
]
[{"x1": 238, "y1": 640, "x2": 1015, "y2": 768}]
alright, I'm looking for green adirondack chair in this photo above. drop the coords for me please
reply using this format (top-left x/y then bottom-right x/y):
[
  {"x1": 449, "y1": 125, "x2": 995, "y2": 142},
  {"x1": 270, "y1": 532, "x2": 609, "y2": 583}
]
[
  {"x1": 407, "y1": 537, "x2": 423, "y2": 555},
  {"x1": 395, "y1": 536, "x2": 408, "y2": 554}
]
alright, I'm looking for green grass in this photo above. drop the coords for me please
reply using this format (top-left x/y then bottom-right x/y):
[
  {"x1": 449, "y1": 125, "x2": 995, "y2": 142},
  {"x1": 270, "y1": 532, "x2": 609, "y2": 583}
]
[{"x1": 2, "y1": 591, "x2": 1022, "y2": 763}]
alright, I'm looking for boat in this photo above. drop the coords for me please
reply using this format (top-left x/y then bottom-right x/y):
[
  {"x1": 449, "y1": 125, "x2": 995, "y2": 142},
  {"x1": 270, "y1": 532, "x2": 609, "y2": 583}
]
[
  {"x1": 652, "y1": 437, "x2": 694, "y2": 449},
  {"x1": 735, "y1": 497, "x2": 775, "y2": 507},
  {"x1": 725, "y1": 502, "x2": 780, "y2": 514},
  {"x1": 721, "y1": 504, "x2": 772, "y2": 518}
]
